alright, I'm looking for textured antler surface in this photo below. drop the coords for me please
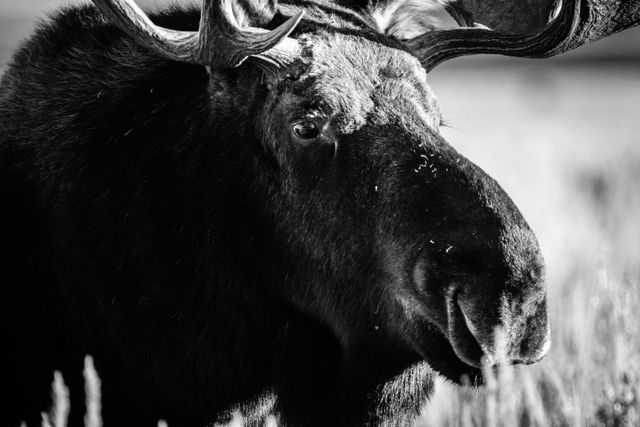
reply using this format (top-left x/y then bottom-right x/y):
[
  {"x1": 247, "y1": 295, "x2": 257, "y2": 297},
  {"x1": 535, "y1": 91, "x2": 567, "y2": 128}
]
[
  {"x1": 91, "y1": 0, "x2": 303, "y2": 69},
  {"x1": 556, "y1": 0, "x2": 640, "y2": 52},
  {"x1": 459, "y1": 0, "x2": 557, "y2": 33},
  {"x1": 407, "y1": 0, "x2": 640, "y2": 71}
]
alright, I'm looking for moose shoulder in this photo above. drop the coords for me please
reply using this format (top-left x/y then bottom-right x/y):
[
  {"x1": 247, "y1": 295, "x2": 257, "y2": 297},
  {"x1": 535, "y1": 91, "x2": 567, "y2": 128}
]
[{"x1": 1, "y1": 0, "x2": 637, "y2": 426}]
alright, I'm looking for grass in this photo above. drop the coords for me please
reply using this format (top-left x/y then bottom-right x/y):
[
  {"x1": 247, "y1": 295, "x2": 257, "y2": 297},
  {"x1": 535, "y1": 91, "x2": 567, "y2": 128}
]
[{"x1": 40, "y1": 357, "x2": 98, "y2": 427}]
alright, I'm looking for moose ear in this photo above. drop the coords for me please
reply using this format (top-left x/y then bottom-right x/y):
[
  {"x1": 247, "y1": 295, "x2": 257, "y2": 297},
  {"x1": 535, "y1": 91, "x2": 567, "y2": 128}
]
[{"x1": 369, "y1": 0, "x2": 474, "y2": 40}]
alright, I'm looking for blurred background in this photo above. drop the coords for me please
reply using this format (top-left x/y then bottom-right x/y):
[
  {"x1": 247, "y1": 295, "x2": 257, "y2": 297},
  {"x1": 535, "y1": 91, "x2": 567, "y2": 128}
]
[{"x1": 2, "y1": 1, "x2": 639, "y2": 426}]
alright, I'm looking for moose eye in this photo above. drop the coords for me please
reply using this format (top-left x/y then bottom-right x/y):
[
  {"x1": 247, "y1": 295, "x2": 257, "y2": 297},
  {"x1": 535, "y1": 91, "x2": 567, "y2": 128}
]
[{"x1": 292, "y1": 121, "x2": 320, "y2": 141}]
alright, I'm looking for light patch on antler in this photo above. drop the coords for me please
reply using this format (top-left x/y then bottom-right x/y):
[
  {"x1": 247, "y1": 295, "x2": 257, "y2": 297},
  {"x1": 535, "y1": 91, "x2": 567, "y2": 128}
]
[{"x1": 368, "y1": 0, "x2": 464, "y2": 40}]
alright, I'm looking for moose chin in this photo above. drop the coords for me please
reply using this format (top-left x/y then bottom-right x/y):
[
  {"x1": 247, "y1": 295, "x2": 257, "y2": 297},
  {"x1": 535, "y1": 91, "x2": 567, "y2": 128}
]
[{"x1": 1, "y1": 0, "x2": 637, "y2": 425}]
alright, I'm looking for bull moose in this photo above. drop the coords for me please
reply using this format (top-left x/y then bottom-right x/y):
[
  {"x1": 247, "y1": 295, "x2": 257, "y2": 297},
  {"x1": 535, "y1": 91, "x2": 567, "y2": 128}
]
[{"x1": 1, "y1": 0, "x2": 638, "y2": 425}]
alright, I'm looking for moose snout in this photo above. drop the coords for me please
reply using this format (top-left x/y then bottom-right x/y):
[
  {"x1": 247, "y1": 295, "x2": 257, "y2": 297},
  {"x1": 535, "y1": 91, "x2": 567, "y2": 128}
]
[
  {"x1": 411, "y1": 232, "x2": 550, "y2": 369},
  {"x1": 401, "y1": 144, "x2": 550, "y2": 373},
  {"x1": 424, "y1": 233, "x2": 550, "y2": 369}
]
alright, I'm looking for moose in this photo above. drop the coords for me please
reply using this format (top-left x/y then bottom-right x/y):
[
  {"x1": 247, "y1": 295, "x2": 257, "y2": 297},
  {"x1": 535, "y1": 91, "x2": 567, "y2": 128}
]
[{"x1": 1, "y1": 0, "x2": 638, "y2": 425}]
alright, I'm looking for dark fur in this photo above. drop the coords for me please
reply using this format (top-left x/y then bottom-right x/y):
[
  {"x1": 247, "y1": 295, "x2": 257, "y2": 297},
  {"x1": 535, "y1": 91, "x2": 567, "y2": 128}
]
[{"x1": 0, "y1": 3, "x2": 547, "y2": 426}]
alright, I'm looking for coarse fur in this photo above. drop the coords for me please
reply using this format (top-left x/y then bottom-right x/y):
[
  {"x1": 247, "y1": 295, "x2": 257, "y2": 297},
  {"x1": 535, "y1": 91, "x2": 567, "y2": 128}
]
[{"x1": 0, "y1": 2, "x2": 548, "y2": 426}]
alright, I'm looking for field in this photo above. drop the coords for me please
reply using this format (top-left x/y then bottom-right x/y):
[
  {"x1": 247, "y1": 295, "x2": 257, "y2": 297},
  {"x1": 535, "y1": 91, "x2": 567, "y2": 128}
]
[{"x1": 2, "y1": 2, "x2": 640, "y2": 426}]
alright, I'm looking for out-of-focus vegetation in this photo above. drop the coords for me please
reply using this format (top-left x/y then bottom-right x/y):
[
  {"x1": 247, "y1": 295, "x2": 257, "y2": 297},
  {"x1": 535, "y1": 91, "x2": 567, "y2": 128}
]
[{"x1": 3, "y1": 2, "x2": 640, "y2": 426}]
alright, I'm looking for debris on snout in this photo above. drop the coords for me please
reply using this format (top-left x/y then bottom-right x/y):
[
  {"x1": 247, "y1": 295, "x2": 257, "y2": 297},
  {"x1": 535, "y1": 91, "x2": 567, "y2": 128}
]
[
  {"x1": 374, "y1": 185, "x2": 378, "y2": 192},
  {"x1": 374, "y1": 325, "x2": 380, "y2": 331},
  {"x1": 445, "y1": 245, "x2": 454, "y2": 254},
  {"x1": 429, "y1": 239, "x2": 435, "y2": 244}
]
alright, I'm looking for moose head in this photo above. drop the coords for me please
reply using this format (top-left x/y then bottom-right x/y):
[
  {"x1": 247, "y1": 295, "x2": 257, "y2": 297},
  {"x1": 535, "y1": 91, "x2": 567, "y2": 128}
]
[
  {"x1": 87, "y1": 0, "x2": 638, "y2": 422},
  {"x1": 5, "y1": 0, "x2": 638, "y2": 425}
]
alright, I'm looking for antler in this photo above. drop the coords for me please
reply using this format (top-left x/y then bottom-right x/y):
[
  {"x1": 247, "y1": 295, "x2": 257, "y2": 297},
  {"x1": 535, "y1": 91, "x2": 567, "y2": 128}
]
[
  {"x1": 91, "y1": 0, "x2": 304, "y2": 70},
  {"x1": 406, "y1": 0, "x2": 640, "y2": 72}
]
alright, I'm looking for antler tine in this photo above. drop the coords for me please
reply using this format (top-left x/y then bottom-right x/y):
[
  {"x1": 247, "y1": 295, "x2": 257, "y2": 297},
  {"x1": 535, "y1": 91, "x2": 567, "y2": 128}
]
[
  {"x1": 197, "y1": 0, "x2": 304, "y2": 67},
  {"x1": 406, "y1": 0, "x2": 640, "y2": 72},
  {"x1": 91, "y1": 0, "x2": 304, "y2": 69}
]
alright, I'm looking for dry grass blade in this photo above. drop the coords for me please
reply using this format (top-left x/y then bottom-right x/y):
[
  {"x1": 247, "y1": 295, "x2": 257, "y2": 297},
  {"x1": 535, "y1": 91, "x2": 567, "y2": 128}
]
[
  {"x1": 83, "y1": 356, "x2": 102, "y2": 427},
  {"x1": 40, "y1": 371, "x2": 70, "y2": 427}
]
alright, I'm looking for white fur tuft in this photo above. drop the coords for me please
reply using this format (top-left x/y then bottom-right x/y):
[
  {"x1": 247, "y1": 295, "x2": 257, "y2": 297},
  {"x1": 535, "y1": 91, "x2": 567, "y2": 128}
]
[{"x1": 369, "y1": 0, "x2": 462, "y2": 40}]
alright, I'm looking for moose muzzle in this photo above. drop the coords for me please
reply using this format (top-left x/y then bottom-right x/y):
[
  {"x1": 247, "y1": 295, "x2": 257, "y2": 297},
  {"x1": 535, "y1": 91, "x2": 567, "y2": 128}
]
[{"x1": 447, "y1": 284, "x2": 551, "y2": 368}]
